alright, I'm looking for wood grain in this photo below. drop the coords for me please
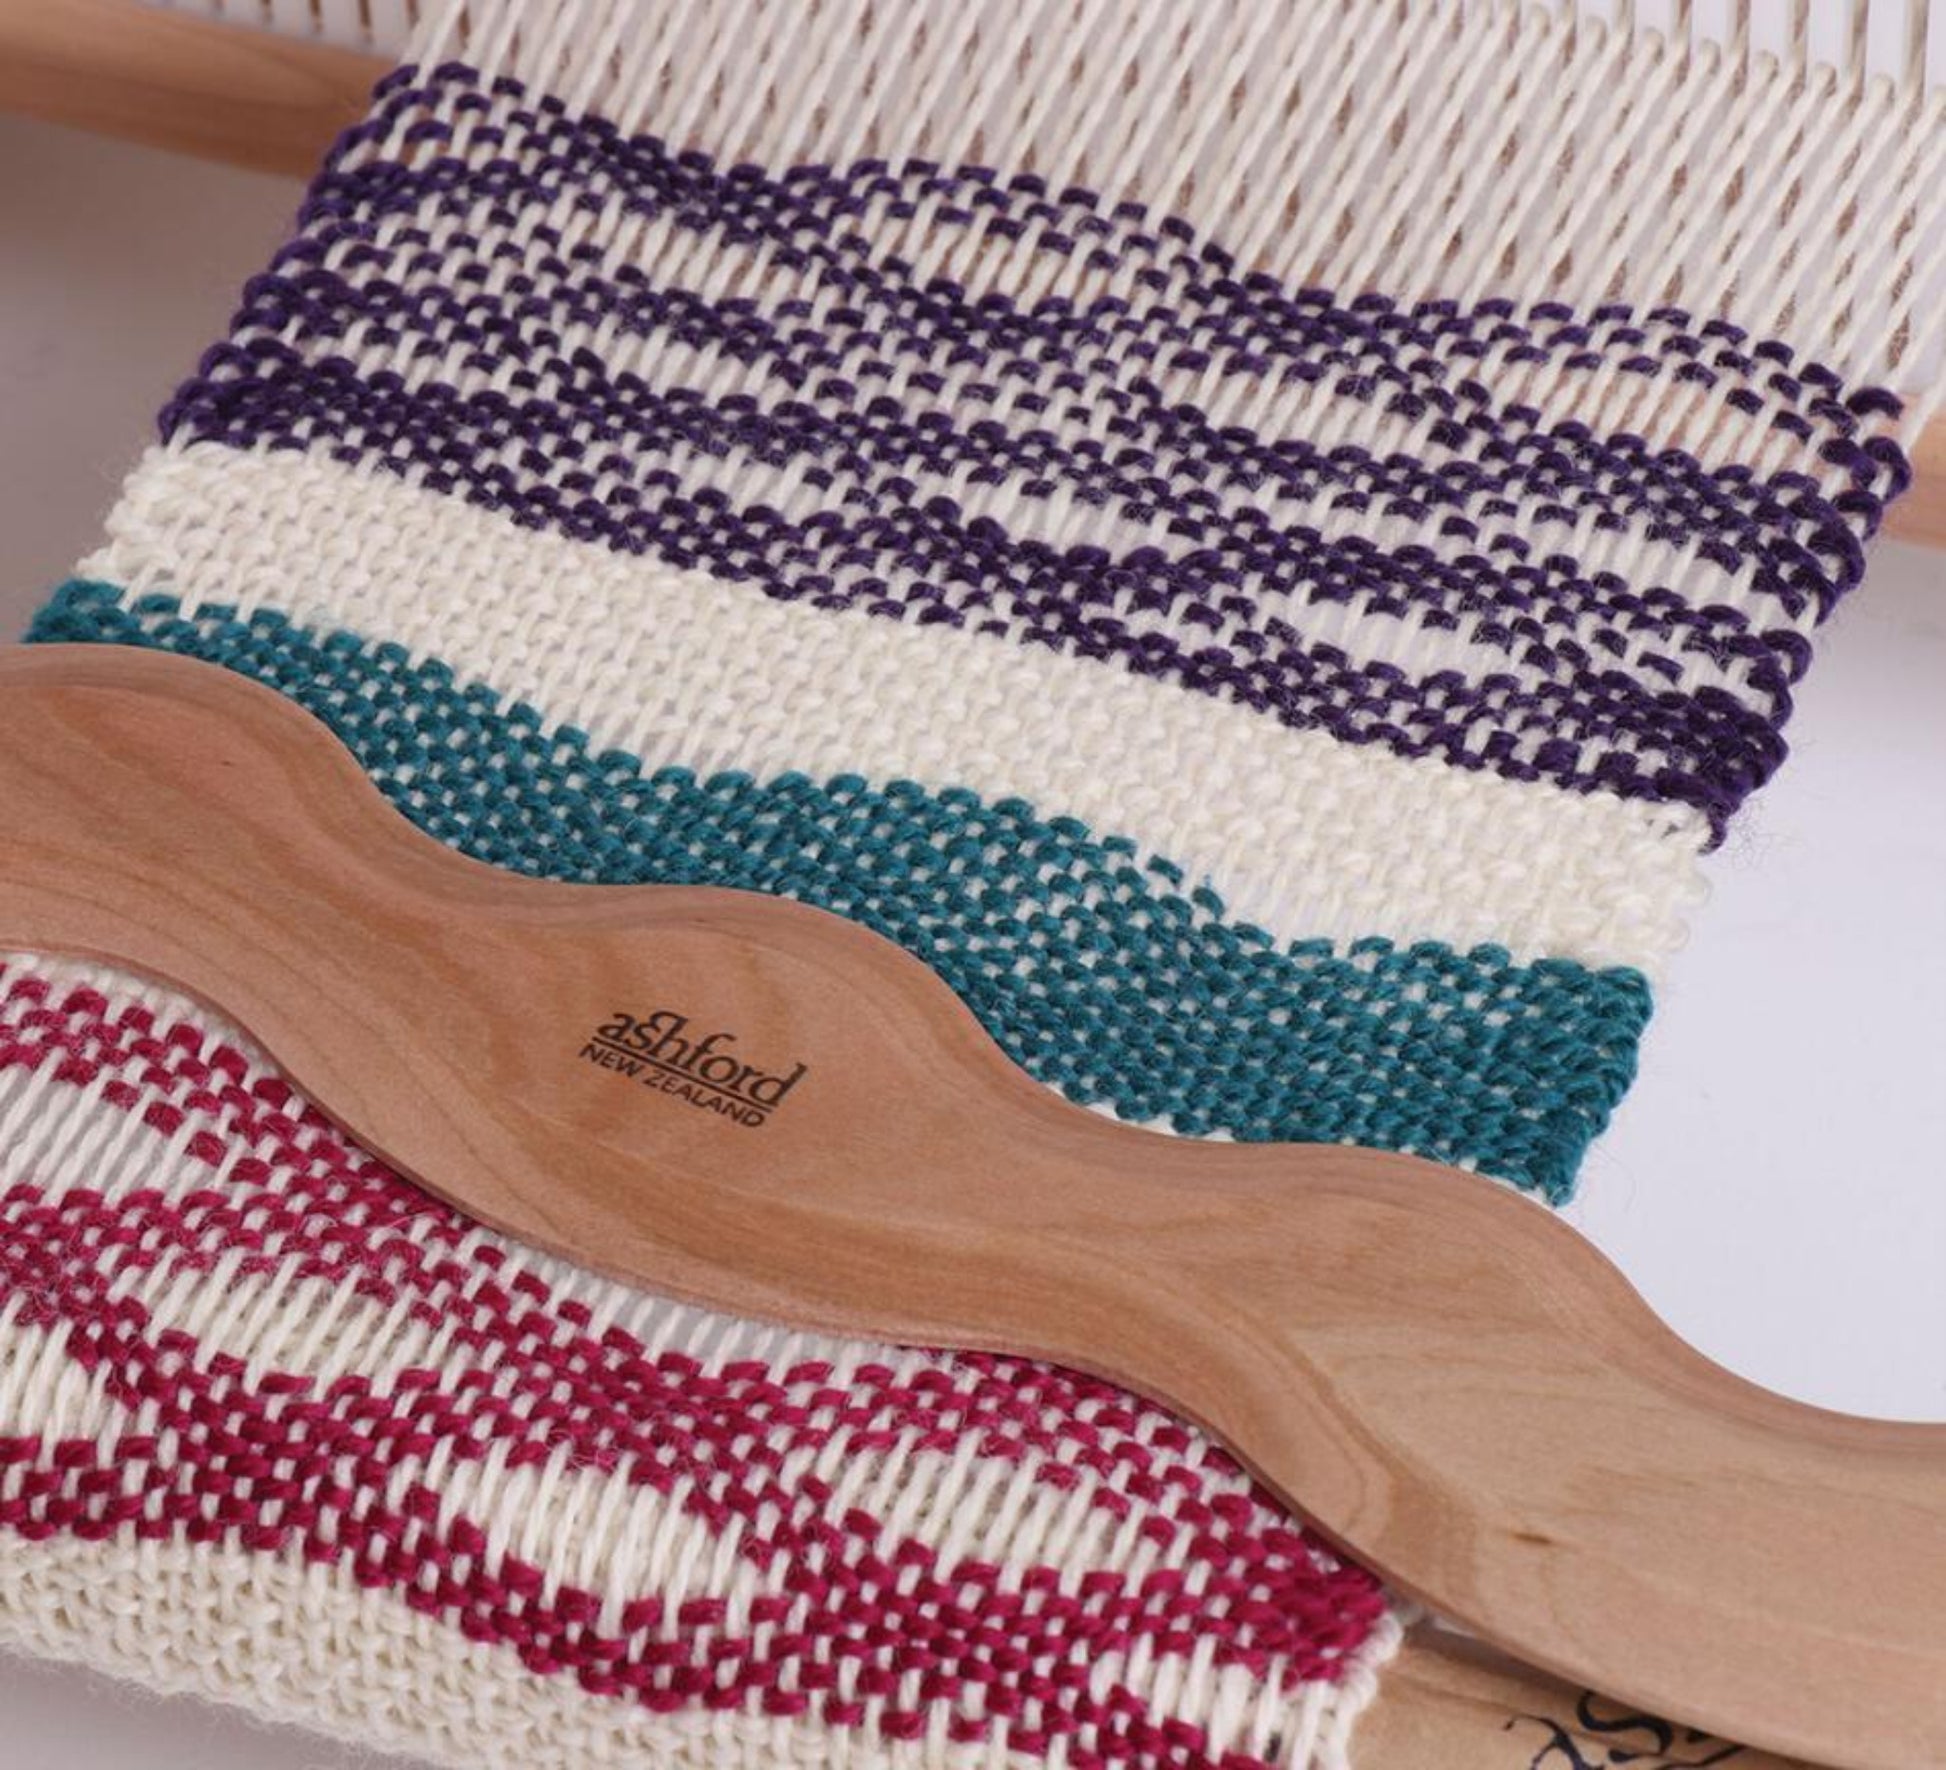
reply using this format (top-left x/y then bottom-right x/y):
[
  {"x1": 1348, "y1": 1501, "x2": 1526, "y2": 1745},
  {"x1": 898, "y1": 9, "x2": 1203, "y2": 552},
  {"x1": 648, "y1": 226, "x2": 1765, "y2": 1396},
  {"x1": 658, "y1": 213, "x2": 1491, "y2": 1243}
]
[
  {"x1": 1895, "y1": 416, "x2": 1946, "y2": 548},
  {"x1": 1363, "y1": 1626, "x2": 1830, "y2": 1770},
  {"x1": 0, "y1": 0, "x2": 384, "y2": 177},
  {"x1": 0, "y1": 644, "x2": 1938, "y2": 1768}
]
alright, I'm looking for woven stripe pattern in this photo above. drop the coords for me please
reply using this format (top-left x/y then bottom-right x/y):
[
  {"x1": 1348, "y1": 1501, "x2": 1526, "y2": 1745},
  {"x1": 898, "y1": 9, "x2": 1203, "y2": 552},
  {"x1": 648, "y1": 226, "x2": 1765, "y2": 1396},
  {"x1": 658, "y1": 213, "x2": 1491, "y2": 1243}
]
[{"x1": 3, "y1": 2, "x2": 1941, "y2": 1766}]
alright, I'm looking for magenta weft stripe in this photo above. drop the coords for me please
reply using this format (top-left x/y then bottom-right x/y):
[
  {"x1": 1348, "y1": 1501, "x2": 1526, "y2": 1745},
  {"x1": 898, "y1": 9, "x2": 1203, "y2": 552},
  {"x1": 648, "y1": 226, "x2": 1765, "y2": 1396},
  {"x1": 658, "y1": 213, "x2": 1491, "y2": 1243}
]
[{"x1": 0, "y1": 959, "x2": 1389, "y2": 1758}]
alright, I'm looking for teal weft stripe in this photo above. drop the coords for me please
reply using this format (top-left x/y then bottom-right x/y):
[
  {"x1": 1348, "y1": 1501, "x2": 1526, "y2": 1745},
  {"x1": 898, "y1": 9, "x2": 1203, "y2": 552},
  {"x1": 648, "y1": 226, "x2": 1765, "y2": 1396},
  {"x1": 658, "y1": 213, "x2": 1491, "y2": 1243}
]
[{"x1": 32, "y1": 580, "x2": 1653, "y2": 1199}]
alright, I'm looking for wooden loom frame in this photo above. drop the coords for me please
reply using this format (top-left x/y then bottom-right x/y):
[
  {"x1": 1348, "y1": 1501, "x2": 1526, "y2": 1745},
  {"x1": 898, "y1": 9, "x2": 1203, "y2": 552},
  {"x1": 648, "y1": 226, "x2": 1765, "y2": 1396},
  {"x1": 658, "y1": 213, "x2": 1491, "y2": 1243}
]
[{"x1": 0, "y1": 5, "x2": 1940, "y2": 1769}]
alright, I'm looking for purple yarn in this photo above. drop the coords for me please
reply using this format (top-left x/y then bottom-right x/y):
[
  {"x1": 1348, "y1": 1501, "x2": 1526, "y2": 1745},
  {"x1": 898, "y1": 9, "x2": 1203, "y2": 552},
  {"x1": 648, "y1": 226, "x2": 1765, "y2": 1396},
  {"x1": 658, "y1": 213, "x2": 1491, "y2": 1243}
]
[{"x1": 162, "y1": 62, "x2": 1912, "y2": 840}]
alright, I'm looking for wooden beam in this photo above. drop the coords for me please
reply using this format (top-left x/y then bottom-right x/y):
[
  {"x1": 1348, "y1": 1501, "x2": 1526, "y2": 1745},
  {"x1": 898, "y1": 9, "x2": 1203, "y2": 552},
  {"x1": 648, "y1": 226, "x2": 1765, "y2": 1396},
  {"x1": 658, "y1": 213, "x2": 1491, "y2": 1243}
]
[
  {"x1": 1889, "y1": 412, "x2": 1946, "y2": 547},
  {"x1": 1358, "y1": 1627, "x2": 1830, "y2": 1770},
  {"x1": 0, "y1": 0, "x2": 385, "y2": 178}
]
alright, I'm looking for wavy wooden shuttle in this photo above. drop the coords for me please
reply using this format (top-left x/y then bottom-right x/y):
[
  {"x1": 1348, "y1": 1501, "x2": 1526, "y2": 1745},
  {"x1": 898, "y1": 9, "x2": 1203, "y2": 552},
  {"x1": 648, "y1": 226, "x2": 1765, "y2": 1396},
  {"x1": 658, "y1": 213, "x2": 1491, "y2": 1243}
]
[{"x1": 0, "y1": 643, "x2": 1939, "y2": 1768}]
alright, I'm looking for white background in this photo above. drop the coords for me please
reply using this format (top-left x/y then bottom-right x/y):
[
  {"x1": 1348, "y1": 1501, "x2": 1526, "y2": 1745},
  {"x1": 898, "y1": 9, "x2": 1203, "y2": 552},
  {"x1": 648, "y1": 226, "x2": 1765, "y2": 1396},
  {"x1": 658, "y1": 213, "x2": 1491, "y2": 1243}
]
[{"x1": 1, "y1": 112, "x2": 1942, "y2": 1768}]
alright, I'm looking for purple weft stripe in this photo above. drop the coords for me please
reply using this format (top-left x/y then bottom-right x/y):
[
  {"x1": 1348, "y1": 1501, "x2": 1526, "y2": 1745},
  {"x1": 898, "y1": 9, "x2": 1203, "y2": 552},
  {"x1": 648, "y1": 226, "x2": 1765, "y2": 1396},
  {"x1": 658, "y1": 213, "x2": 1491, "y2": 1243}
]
[
  {"x1": 238, "y1": 132, "x2": 1885, "y2": 593},
  {"x1": 193, "y1": 266, "x2": 1874, "y2": 641},
  {"x1": 238, "y1": 62, "x2": 1908, "y2": 612},
  {"x1": 195, "y1": 272, "x2": 1854, "y2": 583},
  {"x1": 164, "y1": 62, "x2": 1913, "y2": 834},
  {"x1": 283, "y1": 63, "x2": 1905, "y2": 580},
  {"x1": 165, "y1": 358, "x2": 1800, "y2": 812}
]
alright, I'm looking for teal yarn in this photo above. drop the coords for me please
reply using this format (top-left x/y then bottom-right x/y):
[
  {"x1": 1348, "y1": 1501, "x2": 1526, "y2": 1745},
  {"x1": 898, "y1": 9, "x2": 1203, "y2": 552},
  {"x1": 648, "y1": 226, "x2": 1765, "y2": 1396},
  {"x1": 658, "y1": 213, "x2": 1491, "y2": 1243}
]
[{"x1": 33, "y1": 579, "x2": 1653, "y2": 1199}]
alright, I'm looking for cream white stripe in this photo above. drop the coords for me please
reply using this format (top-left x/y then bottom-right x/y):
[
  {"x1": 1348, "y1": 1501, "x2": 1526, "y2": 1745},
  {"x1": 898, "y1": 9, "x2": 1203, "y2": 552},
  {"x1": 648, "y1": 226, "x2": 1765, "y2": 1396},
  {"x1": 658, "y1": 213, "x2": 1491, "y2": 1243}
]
[
  {"x1": 86, "y1": 444, "x2": 1708, "y2": 973},
  {"x1": 0, "y1": 1534, "x2": 1402, "y2": 1770}
]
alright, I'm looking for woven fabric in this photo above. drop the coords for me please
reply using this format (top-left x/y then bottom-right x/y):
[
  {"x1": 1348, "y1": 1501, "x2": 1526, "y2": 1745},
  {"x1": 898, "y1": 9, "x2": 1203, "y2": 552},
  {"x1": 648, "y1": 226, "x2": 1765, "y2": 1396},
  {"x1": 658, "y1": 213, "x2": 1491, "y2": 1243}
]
[{"x1": 3, "y1": 3, "x2": 1942, "y2": 1766}]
